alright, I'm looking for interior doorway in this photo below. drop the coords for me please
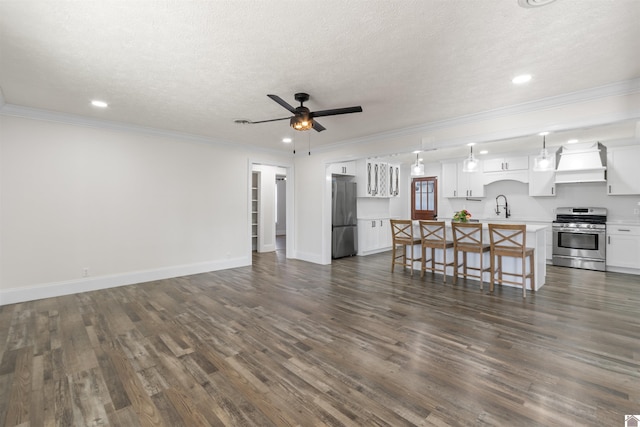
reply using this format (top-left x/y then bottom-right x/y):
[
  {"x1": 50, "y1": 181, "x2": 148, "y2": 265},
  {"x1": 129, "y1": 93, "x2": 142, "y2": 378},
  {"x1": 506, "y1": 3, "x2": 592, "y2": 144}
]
[
  {"x1": 250, "y1": 164, "x2": 291, "y2": 258},
  {"x1": 411, "y1": 176, "x2": 438, "y2": 220},
  {"x1": 276, "y1": 175, "x2": 287, "y2": 252}
]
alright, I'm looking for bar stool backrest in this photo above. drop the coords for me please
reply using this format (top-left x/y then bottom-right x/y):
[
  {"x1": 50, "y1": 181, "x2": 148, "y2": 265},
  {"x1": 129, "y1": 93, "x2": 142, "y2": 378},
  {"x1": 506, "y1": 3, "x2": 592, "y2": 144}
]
[
  {"x1": 452, "y1": 222, "x2": 484, "y2": 249},
  {"x1": 390, "y1": 219, "x2": 415, "y2": 244},
  {"x1": 418, "y1": 221, "x2": 447, "y2": 247},
  {"x1": 488, "y1": 224, "x2": 527, "y2": 255}
]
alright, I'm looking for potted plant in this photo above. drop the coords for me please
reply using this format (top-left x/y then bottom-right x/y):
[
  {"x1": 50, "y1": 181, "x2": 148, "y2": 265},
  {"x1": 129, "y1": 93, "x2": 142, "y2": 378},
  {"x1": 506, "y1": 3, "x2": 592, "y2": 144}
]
[{"x1": 453, "y1": 209, "x2": 472, "y2": 222}]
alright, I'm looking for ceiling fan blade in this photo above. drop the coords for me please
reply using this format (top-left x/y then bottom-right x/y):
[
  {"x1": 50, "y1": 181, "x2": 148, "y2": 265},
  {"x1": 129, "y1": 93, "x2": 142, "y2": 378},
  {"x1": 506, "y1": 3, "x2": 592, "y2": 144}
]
[
  {"x1": 311, "y1": 106, "x2": 363, "y2": 118},
  {"x1": 312, "y1": 120, "x2": 326, "y2": 132},
  {"x1": 267, "y1": 94, "x2": 296, "y2": 113},
  {"x1": 250, "y1": 116, "x2": 292, "y2": 124}
]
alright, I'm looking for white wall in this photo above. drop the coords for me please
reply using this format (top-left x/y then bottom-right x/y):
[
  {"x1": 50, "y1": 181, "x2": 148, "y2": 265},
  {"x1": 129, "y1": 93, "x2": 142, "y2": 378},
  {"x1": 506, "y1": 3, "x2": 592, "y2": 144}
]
[{"x1": 0, "y1": 115, "x2": 290, "y2": 304}]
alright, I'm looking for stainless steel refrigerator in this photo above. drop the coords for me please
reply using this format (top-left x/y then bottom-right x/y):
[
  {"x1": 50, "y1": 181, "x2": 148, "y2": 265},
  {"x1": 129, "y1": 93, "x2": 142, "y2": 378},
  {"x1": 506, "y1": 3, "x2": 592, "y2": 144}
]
[{"x1": 332, "y1": 179, "x2": 358, "y2": 258}]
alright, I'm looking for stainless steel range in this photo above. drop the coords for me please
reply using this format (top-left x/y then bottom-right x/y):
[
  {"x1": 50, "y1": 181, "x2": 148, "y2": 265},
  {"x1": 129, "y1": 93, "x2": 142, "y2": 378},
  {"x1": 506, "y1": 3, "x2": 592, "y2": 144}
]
[{"x1": 552, "y1": 207, "x2": 607, "y2": 271}]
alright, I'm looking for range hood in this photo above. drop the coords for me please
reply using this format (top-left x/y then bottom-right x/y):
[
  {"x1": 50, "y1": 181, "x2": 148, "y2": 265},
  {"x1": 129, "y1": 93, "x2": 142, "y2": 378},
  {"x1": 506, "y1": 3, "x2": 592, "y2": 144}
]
[{"x1": 555, "y1": 141, "x2": 607, "y2": 184}]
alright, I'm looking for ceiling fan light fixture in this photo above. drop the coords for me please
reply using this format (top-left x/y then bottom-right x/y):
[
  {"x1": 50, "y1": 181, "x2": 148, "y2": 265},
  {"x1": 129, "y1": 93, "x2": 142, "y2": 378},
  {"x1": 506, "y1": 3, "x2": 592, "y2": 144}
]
[{"x1": 290, "y1": 116, "x2": 313, "y2": 131}]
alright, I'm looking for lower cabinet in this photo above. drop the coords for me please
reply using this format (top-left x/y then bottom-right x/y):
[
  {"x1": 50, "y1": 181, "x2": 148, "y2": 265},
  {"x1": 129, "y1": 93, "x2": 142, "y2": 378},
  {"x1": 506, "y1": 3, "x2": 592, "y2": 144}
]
[
  {"x1": 357, "y1": 218, "x2": 391, "y2": 255},
  {"x1": 607, "y1": 225, "x2": 640, "y2": 270}
]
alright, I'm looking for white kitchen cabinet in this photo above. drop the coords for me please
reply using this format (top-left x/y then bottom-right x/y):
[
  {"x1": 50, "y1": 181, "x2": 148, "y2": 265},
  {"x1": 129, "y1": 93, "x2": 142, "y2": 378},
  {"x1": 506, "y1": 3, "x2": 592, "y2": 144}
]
[
  {"x1": 528, "y1": 154, "x2": 556, "y2": 197},
  {"x1": 356, "y1": 159, "x2": 390, "y2": 197},
  {"x1": 483, "y1": 155, "x2": 529, "y2": 185},
  {"x1": 442, "y1": 162, "x2": 484, "y2": 198},
  {"x1": 388, "y1": 164, "x2": 401, "y2": 197},
  {"x1": 329, "y1": 161, "x2": 356, "y2": 176},
  {"x1": 483, "y1": 155, "x2": 529, "y2": 172},
  {"x1": 357, "y1": 218, "x2": 392, "y2": 255},
  {"x1": 607, "y1": 145, "x2": 640, "y2": 195},
  {"x1": 606, "y1": 225, "x2": 640, "y2": 269}
]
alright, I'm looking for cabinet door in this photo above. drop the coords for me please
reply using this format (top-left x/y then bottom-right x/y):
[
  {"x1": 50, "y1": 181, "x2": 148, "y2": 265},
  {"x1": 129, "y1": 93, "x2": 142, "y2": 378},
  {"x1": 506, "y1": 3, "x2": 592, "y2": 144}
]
[
  {"x1": 607, "y1": 230, "x2": 640, "y2": 268},
  {"x1": 529, "y1": 154, "x2": 556, "y2": 196},
  {"x1": 367, "y1": 161, "x2": 375, "y2": 196},
  {"x1": 504, "y1": 156, "x2": 529, "y2": 171},
  {"x1": 462, "y1": 168, "x2": 484, "y2": 197},
  {"x1": 378, "y1": 162, "x2": 388, "y2": 197},
  {"x1": 393, "y1": 165, "x2": 400, "y2": 197},
  {"x1": 442, "y1": 162, "x2": 459, "y2": 197},
  {"x1": 378, "y1": 219, "x2": 391, "y2": 249},
  {"x1": 607, "y1": 146, "x2": 640, "y2": 195},
  {"x1": 329, "y1": 161, "x2": 356, "y2": 176},
  {"x1": 483, "y1": 158, "x2": 505, "y2": 173},
  {"x1": 388, "y1": 164, "x2": 400, "y2": 197}
]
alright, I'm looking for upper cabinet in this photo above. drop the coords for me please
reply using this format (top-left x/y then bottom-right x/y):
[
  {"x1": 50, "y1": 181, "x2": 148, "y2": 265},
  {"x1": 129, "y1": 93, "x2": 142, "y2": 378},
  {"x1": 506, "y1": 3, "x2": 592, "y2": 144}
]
[
  {"x1": 388, "y1": 163, "x2": 400, "y2": 197},
  {"x1": 329, "y1": 161, "x2": 356, "y2": 176},
  {"x1": 607, "y1": 145, "x2": 640, "y2": 195},
  {"x1": 356, "y1": 159, "x2": 399, "y2": 198},
  {"x1": 442, "y1": 161, "x2": 484, "y2": 198},
  {"x1": 483, "y1": 156, "x2": 529, "y2": 173},
  {"x1": 483, "y1": 155, "x2": 529, "y2": 185}
]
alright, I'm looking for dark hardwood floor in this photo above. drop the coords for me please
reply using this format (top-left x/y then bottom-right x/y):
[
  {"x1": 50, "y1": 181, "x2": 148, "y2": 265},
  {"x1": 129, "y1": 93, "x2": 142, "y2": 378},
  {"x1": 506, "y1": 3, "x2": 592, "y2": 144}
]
[{"x1": 1, "y1": 250, "x2": 639, "y2": 426}]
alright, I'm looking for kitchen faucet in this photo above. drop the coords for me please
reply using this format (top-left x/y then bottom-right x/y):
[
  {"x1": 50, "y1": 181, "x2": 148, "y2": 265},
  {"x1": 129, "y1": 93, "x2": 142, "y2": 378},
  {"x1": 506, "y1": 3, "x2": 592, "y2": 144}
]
[{"x1": 495, "y1": 194, "x2": 510, "y2": 218}]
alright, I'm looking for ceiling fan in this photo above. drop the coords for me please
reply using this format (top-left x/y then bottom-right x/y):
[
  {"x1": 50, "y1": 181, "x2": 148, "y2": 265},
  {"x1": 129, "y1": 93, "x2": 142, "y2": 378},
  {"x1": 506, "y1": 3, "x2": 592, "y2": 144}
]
[{"x1": 249, "y1": 93, "x2": 363, "y2": 132}]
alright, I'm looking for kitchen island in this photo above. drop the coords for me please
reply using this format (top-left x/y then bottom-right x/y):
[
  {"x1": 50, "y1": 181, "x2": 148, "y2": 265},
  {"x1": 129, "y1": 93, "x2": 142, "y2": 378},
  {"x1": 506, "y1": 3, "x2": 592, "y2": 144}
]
[{"x1": 410, "y1": 222, "x2": 548, "y2": 291}]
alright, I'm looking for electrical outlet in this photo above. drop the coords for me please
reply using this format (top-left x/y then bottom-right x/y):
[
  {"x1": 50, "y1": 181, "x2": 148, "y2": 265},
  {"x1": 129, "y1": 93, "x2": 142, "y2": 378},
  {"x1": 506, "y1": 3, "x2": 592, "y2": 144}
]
[
  {"x1": 634, "y1": 208, "x2": 639, "y2": 215},
  {"x1": 82, "y1": 267, "x2": 89, "y2": 277}
]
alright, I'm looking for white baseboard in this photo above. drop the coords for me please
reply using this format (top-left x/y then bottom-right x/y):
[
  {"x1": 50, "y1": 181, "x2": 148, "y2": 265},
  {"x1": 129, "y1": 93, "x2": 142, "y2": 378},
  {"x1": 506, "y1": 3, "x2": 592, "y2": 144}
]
[{"x1": 0, "y1": 256, "x2": 250, "y2": 306}]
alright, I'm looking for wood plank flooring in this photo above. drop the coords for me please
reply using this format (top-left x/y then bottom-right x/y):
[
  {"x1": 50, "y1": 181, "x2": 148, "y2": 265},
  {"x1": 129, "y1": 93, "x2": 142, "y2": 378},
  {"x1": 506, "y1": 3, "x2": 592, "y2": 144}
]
[{"x1": 1, "y1": 249, "x2": 639, "y2": 426}]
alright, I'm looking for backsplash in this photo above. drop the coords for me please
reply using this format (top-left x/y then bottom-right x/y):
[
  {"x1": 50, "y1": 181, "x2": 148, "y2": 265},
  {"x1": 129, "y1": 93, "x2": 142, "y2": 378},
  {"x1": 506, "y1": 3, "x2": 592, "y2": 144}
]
[{"x1": 444, "y1": 180, "x2": 640, "y2": 223}]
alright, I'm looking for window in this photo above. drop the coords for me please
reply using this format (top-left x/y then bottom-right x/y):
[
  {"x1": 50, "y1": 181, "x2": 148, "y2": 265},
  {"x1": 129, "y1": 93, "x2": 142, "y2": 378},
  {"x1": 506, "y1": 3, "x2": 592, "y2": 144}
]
[{"x1": 411, "y1": 177, "x2": 437, "y2": 220}]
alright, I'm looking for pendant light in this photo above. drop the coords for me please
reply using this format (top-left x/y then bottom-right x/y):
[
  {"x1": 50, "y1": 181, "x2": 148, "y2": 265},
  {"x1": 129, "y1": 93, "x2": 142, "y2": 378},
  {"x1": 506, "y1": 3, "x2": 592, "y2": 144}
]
[
  {"x1": 411, "y1": 152, "x2": 424, "y2": 176},
  {"x1": 462, "y1": 143, "x2": 478, "y2": 172},
  {"x1": 533, "y1": 134, "x2": 554, "y2": 171}
]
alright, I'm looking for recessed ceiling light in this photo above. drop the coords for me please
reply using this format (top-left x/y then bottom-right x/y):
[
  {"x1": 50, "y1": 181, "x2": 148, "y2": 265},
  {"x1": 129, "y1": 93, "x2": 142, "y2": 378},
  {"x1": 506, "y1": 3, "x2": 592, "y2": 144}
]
[
  {"x1": 467, "y1": 142, "x2": 476, "y2": 146},
  {"x1": 282, "y1": 138, "x2": 292, "y2": 143},
  {"x1": 512, "y1": 74, "x2": 532, "y2": 85},
  {"x1": 538, "y1": 131, "x2": 550, "y2": 136},
  {"x1": 479, "y1": 150, "x2": 489, "y2": 155},
  {"x1": 91, "y1": 100, "x2": 108, "y2": 108},
  {"x1": 567, "y1": 139, "x2": 579, "y2": 144}
]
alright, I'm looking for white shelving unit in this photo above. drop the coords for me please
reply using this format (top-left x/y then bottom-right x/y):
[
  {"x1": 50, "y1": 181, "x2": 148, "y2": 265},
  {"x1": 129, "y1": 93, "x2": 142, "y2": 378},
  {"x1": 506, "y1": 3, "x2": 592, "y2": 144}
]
[{"x1": 251, "y1": 172, "x2": 259, "y2": 251}]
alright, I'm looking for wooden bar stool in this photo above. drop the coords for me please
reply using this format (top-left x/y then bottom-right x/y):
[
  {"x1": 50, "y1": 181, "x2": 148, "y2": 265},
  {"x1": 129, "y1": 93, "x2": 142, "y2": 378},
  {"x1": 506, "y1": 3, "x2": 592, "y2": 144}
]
[
  {"x1": 418, "y1": 220, "x2": 454, "y2": 282},
  {"x1": 488, "y1": 224, "x2": 535, "y2": 298},
  {"x1": 390, "y1": 219, "x2": 421, "y2": 276},
  {"x1": 451, "y1": 222, "x2": 491, "y2": 290}
]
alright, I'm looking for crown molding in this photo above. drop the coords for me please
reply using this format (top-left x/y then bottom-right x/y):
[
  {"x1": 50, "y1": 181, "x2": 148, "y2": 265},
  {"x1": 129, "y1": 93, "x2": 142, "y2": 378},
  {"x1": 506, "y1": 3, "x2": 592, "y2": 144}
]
[
  {"x1": 2, "y1": 78, "x2": 638, "y2": 157},
  {"x1": 0, "y1": 102, "x2": 289, "y2": 158},
  {"x1": 315, "y1": 78, "x2": 640, "y2": 153}
]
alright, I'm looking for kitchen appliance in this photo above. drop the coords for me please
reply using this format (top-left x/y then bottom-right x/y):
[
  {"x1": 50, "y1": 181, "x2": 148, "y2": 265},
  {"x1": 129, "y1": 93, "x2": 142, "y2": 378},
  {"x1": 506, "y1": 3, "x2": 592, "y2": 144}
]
[
  {"x1": 552, "y1": 207, "x2": 607, "y2": 271},
  {"x1": 332, "y1": 178, "x2": 358, "y2": 258}
]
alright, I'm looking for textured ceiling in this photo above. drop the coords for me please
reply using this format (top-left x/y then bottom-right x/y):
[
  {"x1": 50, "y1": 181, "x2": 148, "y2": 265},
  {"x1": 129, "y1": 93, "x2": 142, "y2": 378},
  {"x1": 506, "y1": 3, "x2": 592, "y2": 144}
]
[{"x1": 1, "y1": 0, "x2": 639, "y2": 156}]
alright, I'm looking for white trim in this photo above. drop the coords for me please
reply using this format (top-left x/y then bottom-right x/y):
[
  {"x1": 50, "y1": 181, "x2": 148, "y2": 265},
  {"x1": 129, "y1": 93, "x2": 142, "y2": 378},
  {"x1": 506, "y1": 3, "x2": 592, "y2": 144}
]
[
  {"x1": 312, "y1": 78, "x2": 640, "y2": 153},
  {"x1": 0, "y1": 257, "x2": 250, "y2": 306},
  {"x1": 0, "y1": 103, "x2": 287, "y2": 157}
]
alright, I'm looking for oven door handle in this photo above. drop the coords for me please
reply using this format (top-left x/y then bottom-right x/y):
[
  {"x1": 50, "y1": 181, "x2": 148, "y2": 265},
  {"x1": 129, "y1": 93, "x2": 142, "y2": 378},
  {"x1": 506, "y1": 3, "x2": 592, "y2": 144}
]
[{"x1": 553, "y1": 227, "x2": 605, "y2": 234}]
